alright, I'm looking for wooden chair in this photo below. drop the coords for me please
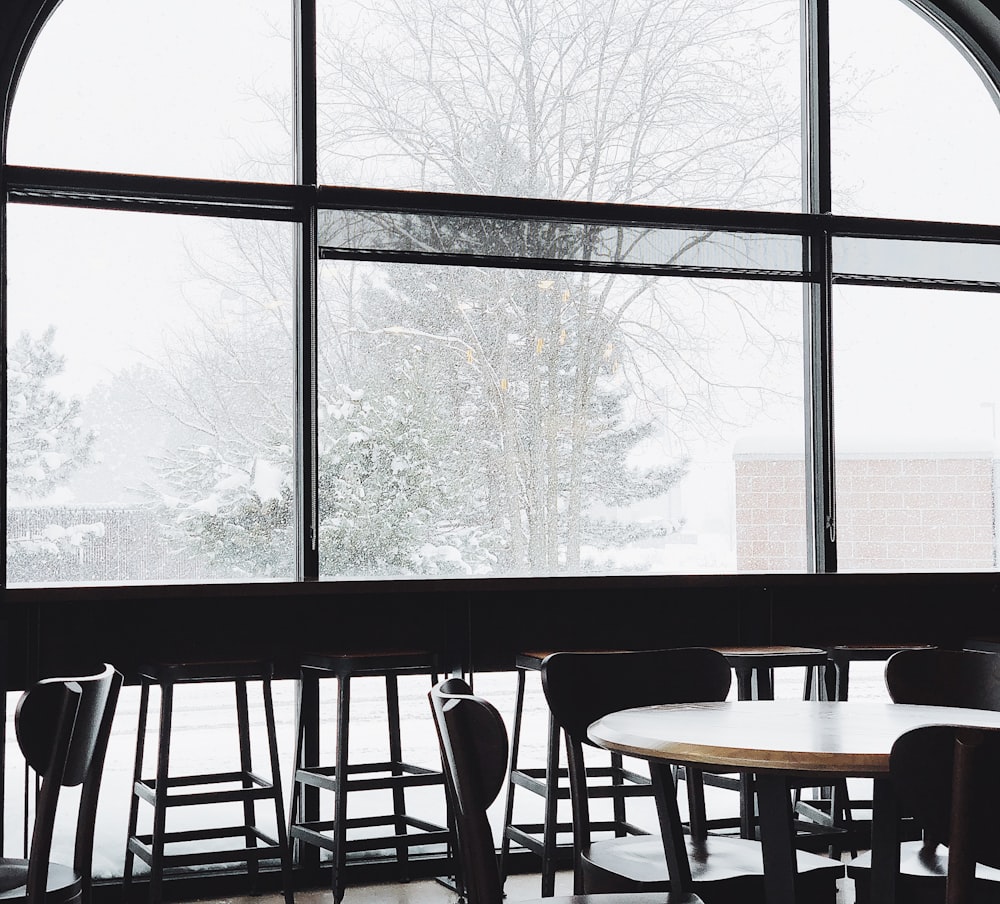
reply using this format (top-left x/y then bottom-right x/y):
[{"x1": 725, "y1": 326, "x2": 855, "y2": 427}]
[
  {"x1": 428, "y1": 676, "x2": 702, "y2": 904},
  {"x1": 888, "y1": 724, "x2": 1000, "y2": 904},
  {"x1": 847, "y1": 648, "x2": 1000, "y2": 903},
  {"x1": 500, "y1": 650, "x2": 654, "y2": 897},
  {"x1": 0, "y1": 662, "x2": 122, "y2": 904},
  {"x1": 540, "y1": 649, "x2": 844, "y2": 904}
]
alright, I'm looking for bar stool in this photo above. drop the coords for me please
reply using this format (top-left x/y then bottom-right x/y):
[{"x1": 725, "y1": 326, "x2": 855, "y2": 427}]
[
  {"x1": 712, "y1": 645, "x2": 829, "y2": 703},
  {"x1": 825, "y1": 643, "x2": 934, "y2": 702},
  {"x1": 500, "y1": 650, "x2": 653, "y2": 898},
  {"x1": 288, "y1": 651, "x2": 454, "y2": 903},
  {"x1": 122, "y1": 660, "x2": 293, "y2": 904},
  {"x1": 706, "y1": 646, "x2": 837, "y2": 847},
  {"x1": 807, "y1": 643, "x2": 934, "y2": 849}
]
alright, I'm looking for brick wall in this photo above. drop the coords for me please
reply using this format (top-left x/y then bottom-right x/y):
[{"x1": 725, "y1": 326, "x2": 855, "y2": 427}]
[{"x1": 735, "y1": 452, "x2": 997, "y2": 571}]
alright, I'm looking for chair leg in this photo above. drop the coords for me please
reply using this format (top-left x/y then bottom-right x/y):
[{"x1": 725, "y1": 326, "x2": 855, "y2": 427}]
[{"x1": 541, "y1": 710, "x2": 560, "y2": 898}]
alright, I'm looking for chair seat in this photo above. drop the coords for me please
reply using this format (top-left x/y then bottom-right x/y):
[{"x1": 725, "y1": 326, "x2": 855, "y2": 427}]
[
  {"x1": 847, "y1": 840, "x2": 1000, "y2": 904},
  {"x1": 583, "y1": 835, "x2": 843, "y2": 902},
  {"x1": 0, "y1": 859, "x2": 82, "y2": 903}
]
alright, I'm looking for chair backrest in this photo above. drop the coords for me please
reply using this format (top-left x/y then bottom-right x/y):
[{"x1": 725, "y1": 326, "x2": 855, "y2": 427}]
[
  {"x1": 891, "y1": 725, "x2": 1000, "y2": 904},
  {"x1": 15, "y1": 663, "x2": 123, "y2": 903},
  {"x1": 885, "y1": 648, "x2": 1000, "y2": 710},
  {"x1": 541, "y1": 648, "x2": 732, "y2": 745},
  {"x1": 428, "y1": 677, "x2": 507, "y2": 904},
  {"x1": 541, "y1": 647, "x2": 731, "y2": 889}
]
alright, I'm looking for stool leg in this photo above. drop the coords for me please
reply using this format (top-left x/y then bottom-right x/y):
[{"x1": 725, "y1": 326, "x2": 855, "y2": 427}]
[
  {"x1": 541, "y1": 709, "x2": 560, "y2": 898},
  {"x1": 610, "y1": 752, "x2": 626, "y2": 836},
  {"x1": 499, "y1": 666, "x2": 527, "y2": 887},
  {"x1": 734, "y1": 667, "x2": 758, "y2": 839},
  {"x1": 735, "y1": 666, "x2": 754, "y2": 700},
  {"x1": 291, "y1": 668, "x2": 321, "y2": 875},
  {"x1": 123, "y1": 679, "x2": 150, "y2": 903},
  {"x1": 262, "y1": 675, "x2": 296, "y2": 904},
  {"x1": 235, "y1": 678, "x2": 259, "y2": 893},
  {"x1": 385, "y1": 672, "x2": 409, "y2": 880},
  {"x1": 150, "y1": 682, "x2": 174, "y2": 904},
  {"x1": 333, "y1": 674, "x2": 351, "y2": 904},
  {"x1": 837, "y1": 660, "x2": 851, "y2": 702}
]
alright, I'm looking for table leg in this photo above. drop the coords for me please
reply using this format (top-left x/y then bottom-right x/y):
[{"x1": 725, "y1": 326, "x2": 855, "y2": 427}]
[
  {"x1": 868, "y1": 776, "x2": 900, "y2": 904},
  {"x1": 755, "y1": 773, "x2": 800, "y2": 904},
  {"x1": 649, "y1": 762, "x2": 694, "y2": 893}
]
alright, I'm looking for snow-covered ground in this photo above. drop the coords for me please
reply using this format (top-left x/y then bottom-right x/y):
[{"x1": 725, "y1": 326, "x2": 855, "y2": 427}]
[{"x1": 1, "y1": 661, "x2": 893, "y2": 879}]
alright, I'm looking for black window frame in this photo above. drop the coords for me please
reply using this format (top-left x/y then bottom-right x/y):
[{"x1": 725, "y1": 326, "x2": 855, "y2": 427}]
[{"x1": 4, "y1": 0, "x2": 1000, "y2": 585}]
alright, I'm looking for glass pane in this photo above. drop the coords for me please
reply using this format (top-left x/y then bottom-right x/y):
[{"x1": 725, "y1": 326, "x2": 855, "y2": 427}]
[
  {"x1": 320, "y1": 210, "x2": 806, "y2": 276},
  {"x1": 317, "y1": 263, "x2": 805, "y2": 577},
  {"x1": 7, "y1": 0, "x2": 293, "y2": 182},
  {"x1": 834, "y1": 236, "x2": 1000, "y2": 289},
  {"x1": 5, "y1": 205, "x2": 296, "y2": 585},
  {"x1": 830, "y1": 0, "x2": 1000, "y2": 224},
  {"x1": 316, "y1": 0, "x2": 801, "y2": 210},
  {"x1": 834, "y1": 285, "x2": 1000, "y2": 571}
]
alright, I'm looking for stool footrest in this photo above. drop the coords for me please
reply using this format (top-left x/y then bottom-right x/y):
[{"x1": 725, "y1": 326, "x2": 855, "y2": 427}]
[
  {"x1": 504, "y1": 825, "x2": 574, "y2": 860},
  {"x1": 128, "y1": 825, "x2": 285, "y2": 868},
  {"x1": 135, "y1": 771, "x2": 277, "y2": 807},
  {"x1": 511, "y1": 765, "x2": 651, "y2": 798},
  {"x1": 506, "y1": 819, "x2": 649, "y2": 849},
  {"x1": 295, "y1": 763, "x2": 444, "y2": 793},
  {"x1": 291, "y1": 815, "x2": 451, "y2": 855}
]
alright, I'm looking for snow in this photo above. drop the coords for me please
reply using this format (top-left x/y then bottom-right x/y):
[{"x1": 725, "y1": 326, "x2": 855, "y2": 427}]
[{"x1": 251, "y1": 458, "x2": 287, "y2": 503}]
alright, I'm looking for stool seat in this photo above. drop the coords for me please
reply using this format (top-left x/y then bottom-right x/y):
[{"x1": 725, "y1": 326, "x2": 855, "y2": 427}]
[
  {"x1": 710, "y1": 645, "x2": 828, "y2": 701},
  {"x1": 299, "y1": 650, "x2": 441, "y2": 677},
  {"x1": 289, "y1": 650, "x2": 454, "y2": 903},
  {"x1": 123, "y1": 660, "x2": 292, "y2": 904},
  {"x1": 826, "y1": 644, "x2": 934, "y2": 702}
]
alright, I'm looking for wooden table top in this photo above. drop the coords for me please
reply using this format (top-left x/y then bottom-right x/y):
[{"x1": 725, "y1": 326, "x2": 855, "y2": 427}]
[{"x1": 588, "y1": 700, "x2": 1000, "y2": 776}]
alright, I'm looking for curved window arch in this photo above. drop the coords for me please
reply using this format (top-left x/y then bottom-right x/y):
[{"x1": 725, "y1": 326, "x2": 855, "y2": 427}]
[
  {"x1": 5, "y1": 0, "x2": 1000, "y2": 585},
  {"x1": 6, "y1": 0, "x2": 293, "y2": 181}
]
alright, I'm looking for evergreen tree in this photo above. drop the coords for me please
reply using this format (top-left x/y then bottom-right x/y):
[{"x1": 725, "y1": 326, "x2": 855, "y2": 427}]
[
  {"x1": 6, "y1": 327, "x2": 98, "y2": 582},
  {"x1": 7, "y1": 327, "x2": 94, "y2": 499}
]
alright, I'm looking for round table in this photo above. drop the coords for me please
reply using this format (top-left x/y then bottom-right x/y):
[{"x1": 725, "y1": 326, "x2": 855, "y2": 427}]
[{"x1": 588, "y1": 700, "x2": 1000, "y2": 904}]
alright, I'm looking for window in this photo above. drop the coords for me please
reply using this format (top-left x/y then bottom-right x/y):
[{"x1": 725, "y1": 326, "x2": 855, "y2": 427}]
[{"x1": 5, "y1": 0, "x2": 1000, "y2": 584}]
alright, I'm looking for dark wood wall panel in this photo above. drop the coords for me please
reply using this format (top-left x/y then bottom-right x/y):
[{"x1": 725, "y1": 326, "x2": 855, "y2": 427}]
[{"x1": 4, "y1": 572, "x2": 1000, "y2": 689}]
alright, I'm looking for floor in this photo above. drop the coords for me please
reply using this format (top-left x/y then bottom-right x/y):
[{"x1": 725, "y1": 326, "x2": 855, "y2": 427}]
[{"x1": 189, "y1": 866, "x2": 858, "y2": 904}]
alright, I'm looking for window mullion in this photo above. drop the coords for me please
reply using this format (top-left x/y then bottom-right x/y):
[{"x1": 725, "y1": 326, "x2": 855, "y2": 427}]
[
  {"x1": 802, "y1": 0, "x2": 836, "y2": 572},
  {"x1": 294, "y1": 0, "x2": 319, "y2": 580}
]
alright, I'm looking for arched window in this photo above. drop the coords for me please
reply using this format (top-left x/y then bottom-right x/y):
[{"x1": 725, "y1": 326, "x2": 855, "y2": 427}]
[{"x1": 4, "y1": 0, "x2": 1000, "y2": 584}]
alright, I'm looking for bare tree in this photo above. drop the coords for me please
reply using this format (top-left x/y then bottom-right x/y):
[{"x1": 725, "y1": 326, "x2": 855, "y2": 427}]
[{"x1": 134, "y1": 0, "x2": 804, "y2": 575}]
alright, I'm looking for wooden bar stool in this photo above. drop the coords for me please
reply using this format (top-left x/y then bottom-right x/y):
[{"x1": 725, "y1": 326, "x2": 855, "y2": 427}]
[
  {"x1": 706, "y1": 646, "x2": 836, "y2": 846},
  {"x1": 825, "y1": 643, "x2": 934, "y2": 702},
  {"x1": 811, "y1": 643, "x2": 934, "y2": 851},
  {"x1": 712, "y1": 645, "x2": 829, "y2": 702},
  {"x1": 122, "y1": 660, "x2": 293, "y2": 904},
  {"x1": 288, "y1": 651, "x2": 454, "y2": 903},
  {"x1": 500, "y1": 650, "x2": 653, "y2": 898}
]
